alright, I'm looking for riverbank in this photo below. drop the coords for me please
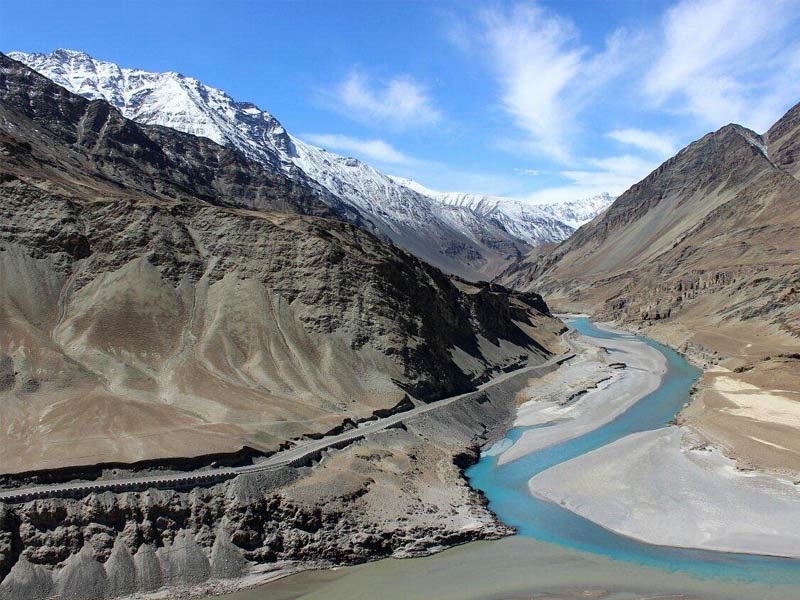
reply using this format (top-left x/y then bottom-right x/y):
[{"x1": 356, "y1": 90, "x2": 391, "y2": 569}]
[
  {"x1": 464, "y1": 317, "x2": 800, "y2": 579},
  {"x1": 516, "y1": 319, "x2": 800, "y2": 560},
  {"x1": 498, "y1": 324, "x2": 667, "y2": 465},
  {"x1": 607, "y1": 318, "x2": 800, "y2": 479}
]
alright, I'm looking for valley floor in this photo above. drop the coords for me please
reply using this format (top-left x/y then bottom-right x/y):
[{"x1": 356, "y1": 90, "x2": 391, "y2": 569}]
[
  {"x1": 3, "y1": 318, "x2": 798, "y2": 599},
  {"x1": 511, "y1": 320, "x2": 800, "y2": 559}
]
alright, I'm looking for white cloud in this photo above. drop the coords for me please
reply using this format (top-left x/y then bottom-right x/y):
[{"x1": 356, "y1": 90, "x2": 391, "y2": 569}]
[
  {"x1": 303, "y1": 134, "x2": 413, "y2": 164},
  {"x1": 476, "y1": 4, "x2": 634, "y2": 162},
  {"x1": 646, "y1": 0, "x2": 800, "y2": 131},
  {"x1": 607, "y1": 128, "x2": 676, "y2": 157},
  {"x1": 481, "y1": 5, "x2": 581, "y2": 161},
  {"x1": 562, "y1": 154, "x2": 658, "y2": 192},
  {"x1": 514, "y1": 168, "x2": 543, "y2": 176},
  {"x1": 304, "y1": 135, "x2": 529, "y2": 195},
  {"x1": 522, "y1": 154, "x2": 659, "y2": 205},
  {"x1": 329, "y1": 70, "x2": 441, "y2": 129}
]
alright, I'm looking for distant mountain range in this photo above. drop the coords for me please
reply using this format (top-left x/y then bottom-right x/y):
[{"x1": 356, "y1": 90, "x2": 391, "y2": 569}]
[
  {"x1": 393, "y1": 178, "x2": 612, "y2": 229},
  {"x1": 10, "y1": 49, "x2": 613, "y2": 280}
]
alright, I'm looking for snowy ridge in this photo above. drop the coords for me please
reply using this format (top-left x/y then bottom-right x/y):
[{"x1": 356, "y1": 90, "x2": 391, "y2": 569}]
[
  {"x1": 737, "y1": 127, "x2": 770, "y2": 159},
  {"x1": 533, "y1": 193, "x2": 615, "y2": 228},
  {"x1": 392, "y1": 176, "x2": 612, "y2": 234},
  {"x1": 11, "y1": 49, "x2": 612, "y2": 279}
]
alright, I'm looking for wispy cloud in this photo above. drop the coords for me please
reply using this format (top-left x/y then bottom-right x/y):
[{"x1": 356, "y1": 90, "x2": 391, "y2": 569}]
[
  {"x1": 474, "y1": 4, "x2": 635, "y2": 162},
  {"x1": 646, "y1": 0, "x2": 800, "y2": 131},
  {"x1": 606, "y1": 128, "x2": 676, "y2": 157},
  {"x1": 522, "y1": 154, "x2": 658, "y2": 205},
  {"x1": 303, "y1": 134, "x2": 414, "y2": 164},
  {"x1": 303, "y1": 134, "x2": 529, "y2": 196},
  {"x1": 514, "y1": 168, "x2": 543, "y2": 176},
  {"x1": 562, "y1": 155, "x2": 658, "y2": 192},
  {"x1": 327, "y1": 70, "x2": 441, "y2": 130},
  {"x1": 481, "y1": 4, "x2": 582, "y2": 161}
]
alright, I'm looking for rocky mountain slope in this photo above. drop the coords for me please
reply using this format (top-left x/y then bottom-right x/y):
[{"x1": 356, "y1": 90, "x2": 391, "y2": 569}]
[
  {"x1": 10, "y1": 49, "x2": 607, "y2": 280},
  {"x1": 502, "y1": 117, "x2": 800, "y2": 333},
  {"x1": 0, "y1": 53, "x2": 563, "y2": 474},
  {"x1": 502, "y1": 104, "x2": 800, "y2": 475}
]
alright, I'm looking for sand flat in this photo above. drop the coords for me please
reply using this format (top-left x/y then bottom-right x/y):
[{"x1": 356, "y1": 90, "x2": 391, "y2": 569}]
[
  {"x1": 529, "y1": 426, "x2": 800, "y2": 558},
  {"x1": 713, "y1": 376, "x2": 800, "y2": 428},
  {"x1": 638, "y1": 318, "x2": 800, "y2": 476},
  {"x1": 680, "y1": 358, "x2": 800, "y2": 477}
]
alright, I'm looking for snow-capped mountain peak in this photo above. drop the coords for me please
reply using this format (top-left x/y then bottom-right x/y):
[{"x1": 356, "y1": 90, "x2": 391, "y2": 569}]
[
  {"x1": 536, "y1": 193, "x2": 615, "y2": 228},
  {"x1": 10, "y1": 49, "x2": 613, "y2": 280},
  {"x1": 391, "y1": 176, "x2": 613, "y2": 232},
  {"x1": 11, "y1": 49, "x2": 292, "y2": 168}
]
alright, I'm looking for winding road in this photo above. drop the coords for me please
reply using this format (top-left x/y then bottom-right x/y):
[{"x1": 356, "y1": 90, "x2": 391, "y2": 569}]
[{"x1": 0, "y1": 341, "x2": 575, "y2": 504}]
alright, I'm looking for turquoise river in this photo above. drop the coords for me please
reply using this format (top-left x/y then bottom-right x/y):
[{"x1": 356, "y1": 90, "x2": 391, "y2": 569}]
[
  {"x1": 465, "y1": 317, "x2": 800, "y2": 584},
  {"x1": 230, "y1": 317, "x2": 800, "y2": 600}
]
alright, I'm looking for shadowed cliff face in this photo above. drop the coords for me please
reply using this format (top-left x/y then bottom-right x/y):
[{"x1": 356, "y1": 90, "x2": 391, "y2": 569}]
[
  {"x1": 0, "y1": 54, "x2": 562, "y2": 473},
  {"x1": 502, "y1": 114, "x2": 800, "y2": 339}
]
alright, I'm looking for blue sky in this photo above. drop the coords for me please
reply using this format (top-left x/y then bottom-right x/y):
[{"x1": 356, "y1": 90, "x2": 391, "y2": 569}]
[{"x1": 3, "y1": 0, "x2": 800, "y2": 203}]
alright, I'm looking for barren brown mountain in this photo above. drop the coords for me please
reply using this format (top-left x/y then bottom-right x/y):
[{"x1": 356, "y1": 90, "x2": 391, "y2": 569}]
[
  {"x1": 0, "y1": 54, "x2": 562, "y2": 474},
  {"x1": 503, "y1": 104, "x2": 800, "y2": 476}
]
